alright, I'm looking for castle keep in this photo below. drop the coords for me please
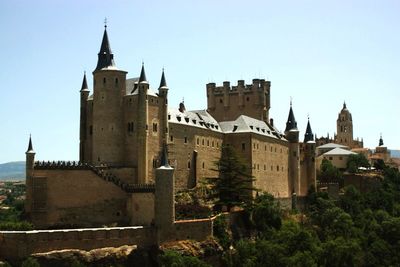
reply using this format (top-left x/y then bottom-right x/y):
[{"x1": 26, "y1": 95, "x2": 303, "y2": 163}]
[{"x1": 25, "y1": 26, "x2": 316, "y2": 228}]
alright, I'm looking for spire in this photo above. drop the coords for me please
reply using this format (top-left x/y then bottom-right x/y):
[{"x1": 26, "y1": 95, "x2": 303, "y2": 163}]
[
  {"x1": 95, "y1": 25, "x2": 116, "y2": 71},
  {"x1": 285, "y1": 101, "x2": 298, "y2": 132},
  {"x1": 159, "y1": 68, "x2": 168, "y2": 88},
  {"x1": 379, "y1": 134, "x2": 384, "y2": 146},
  {"x1": 343, "y1": 101, "x2": 347, "y2": 110},
  {"x1": 80, "y1": 72, "x2": 89, "y2": 91},
  {"x1": 304, "y1": 117, "x2": 314, "y2": 143},
  {"x1": 139, "y1": 62, "x2": 147, "y2": 83},
  {"x1": 160, "y1": 143, "x2": 170, "y2": 167},
  {"x1": 26, "y1": 135, "x2": 34, "y2": 153}
]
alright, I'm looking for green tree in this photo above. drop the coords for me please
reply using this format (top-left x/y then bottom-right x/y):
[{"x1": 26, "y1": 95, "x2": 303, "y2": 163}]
[
  {"x1": 318, "y1": 159, "x2": 342, "y2": 182},
  {"x1": 159, "y1": 250, "x2": 211, "y2": 267},
  {"x1": 251, "y1": 194, "x2": 282, "y2": 234},
  {"x1": 346, "y1": 154, "x2": 370, "y2": 173},
  {"x1": 209, "y1": 145, "x2": 256, "y2": 211},
  {"x1": 21, "y1": 257, "x2": 40, "y2": 267}
]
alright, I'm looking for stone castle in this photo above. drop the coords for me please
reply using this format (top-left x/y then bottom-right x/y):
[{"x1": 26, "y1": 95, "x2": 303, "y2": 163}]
[{"x1": 25, "y1": 26, "x2": 316, "y2": 229}]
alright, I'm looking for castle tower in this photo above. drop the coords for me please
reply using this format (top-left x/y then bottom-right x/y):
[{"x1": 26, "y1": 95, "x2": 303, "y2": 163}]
[
  {"x1": 155, "y1": 145, "x2": 175, "y2": 243},
  {"x1": 336, "y1": 102, "x2": 354, "y2": 147},
  {"x1": 206, "y1": 79, "x2": 271, "y2": 123},
  {"x1": 300, "y1": 118, "x2": 316, "y2": 196},
  {"x1": 285, "y1": 102, "x2": 300, "y2": 195},
  {"x1": 79, "y1": 72, "x2": 90, "y2": 162},
  {"x1": 158, "y1": 69, "x2": 169, "y2": 145},
  {"x1": 137, "y1": 63, "x2": 149, "y2": 183},
  {"x1": 91, "y1": 25, "x2": 127, "y2": 165},
  {"x1": 25, "y1": 135, "x2": 35, "y2": 217}
]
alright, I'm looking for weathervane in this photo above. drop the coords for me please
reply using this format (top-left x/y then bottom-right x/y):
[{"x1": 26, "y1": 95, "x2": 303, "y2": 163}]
[{"x1": 104, "y1": 17, "x2": 108, "y2": 28}]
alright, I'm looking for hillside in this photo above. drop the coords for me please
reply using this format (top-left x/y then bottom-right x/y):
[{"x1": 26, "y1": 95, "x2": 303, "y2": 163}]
[{"x1": 0, "y1": 161, "x2": 25, "y2": 180}]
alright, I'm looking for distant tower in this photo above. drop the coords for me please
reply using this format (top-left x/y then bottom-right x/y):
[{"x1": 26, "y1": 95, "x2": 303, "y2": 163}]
[
  {"x1": 300, "y1": 118, "x2": 316, "y2": 196},
  {"x1": 137, "y1": 63, "x2": 149, "y2": 183},
  {"x1": 91, "y1": 25, "x2": 127, "y2": 165},
  {"x1": 25, "y1": 135, "x2": 35, "y2": 218},
  {"x1": 336, "y1": 102, "x2": 353, "y2": 147},
  {"x1": 379, "y1": 133, "x2": 384, "y2": 146},
  {"x1": 79, "y1": 72, "x2": 90, "y2": 162},
  {"x1": 285, "y1": 101, "x2": 300, "y2": 196}
]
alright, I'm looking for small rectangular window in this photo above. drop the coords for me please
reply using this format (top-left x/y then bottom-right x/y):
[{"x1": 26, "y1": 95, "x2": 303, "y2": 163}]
[
  {"x1": 170, "y1": 135, "x2": 174, "y2": 142},
  {"x1": 184, "y1": 137, "x2": 188, "y2": 143}
]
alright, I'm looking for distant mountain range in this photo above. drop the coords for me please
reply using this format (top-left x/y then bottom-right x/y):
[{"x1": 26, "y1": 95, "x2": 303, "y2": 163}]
[
  {"x1": 0, "y1": 161, "x2": 25, "y2": 180},
  {"x1": 391, "y1": 150, "x2": 400, "y2": 159}
]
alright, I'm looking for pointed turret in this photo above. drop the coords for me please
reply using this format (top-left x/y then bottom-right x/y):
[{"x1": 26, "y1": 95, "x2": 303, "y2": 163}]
[
  {"x1": 285, "y1": 101, "x2": 298, "y2": 132},
  {"x1": 26, "y1": 135, "x2": 34, "y2": 153},
  {"x1": 304, "y1": 118, "x2": 314, "y2": 143},
  {"x1": 80, "y1": 72, "x2": 89, "y2": 92},
  {"x1": 95, "y1": 26, "x2": 116, "y2": 71},
  {"x1": 159, "y1": 68, "x2": 168, "y2": 88},
  {"x1": 160, "y1": 144, "x2": 170, "y2": 167},
  {"x1": 379, "y1": 134, "x2": 384, "y2": 146},
  {"x1": 139, "y1": 63, "x2": 147, "y2": 83}
]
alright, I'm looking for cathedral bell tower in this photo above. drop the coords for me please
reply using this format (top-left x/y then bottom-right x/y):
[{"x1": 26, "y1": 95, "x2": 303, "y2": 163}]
[{"x1": 335, "y1": 102, "x2": 353, "y2": 147}]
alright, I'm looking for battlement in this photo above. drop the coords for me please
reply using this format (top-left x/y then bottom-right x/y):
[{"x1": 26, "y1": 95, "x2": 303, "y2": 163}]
[
  {"x1": 206, "y1": 78, "x2": 271, "y2": 123},
  {"x1": 34, "y1": 161, "x2": 91, "y2": 170},
  {"x1": 206, "y1": 78, "x2": 270, "y2": 95}
]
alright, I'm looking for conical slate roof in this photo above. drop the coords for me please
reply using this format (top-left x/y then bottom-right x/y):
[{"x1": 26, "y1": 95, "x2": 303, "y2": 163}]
[
  {"x1": 139, "y1": 63, "x2": 147, "y2": 83},
  {"x1": 95, "y1": 26, "x2": 116, "y2": 71},
  {"x1": 26, "y1": 135, "x2": 34, "y2": 153},
  {"x1": 285, "y1": 103, "x2": 298, "y2": 132},
  {"x1": 80, "y1": 72, "x2": 89, "y2": 91},
  {"x1": 304, "y1": 118, "x2": 314, "y2": 143},
  {"x1": 159, "y1": 69, "x2": 167, "y2": 88}
]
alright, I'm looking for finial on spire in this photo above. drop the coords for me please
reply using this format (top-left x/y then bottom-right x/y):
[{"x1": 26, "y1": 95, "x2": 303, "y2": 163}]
[
  {"x1": 104, "y1": 17, "x2": 107, "y2": 28},
  {"x1": 343, "y1": 101, "x2": 347, "y2": 109},
  {"x1": 290, "y1": 96, "x2": 293, "y2": 107}
]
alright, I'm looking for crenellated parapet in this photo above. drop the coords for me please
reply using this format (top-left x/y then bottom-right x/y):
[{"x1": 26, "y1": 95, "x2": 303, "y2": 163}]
[
  {"x1": 206, "y1": 78, "x2": 271, "y2": 123},
  {"x1": 34, "y1": 161, "x2": 91, "y2": 170}
]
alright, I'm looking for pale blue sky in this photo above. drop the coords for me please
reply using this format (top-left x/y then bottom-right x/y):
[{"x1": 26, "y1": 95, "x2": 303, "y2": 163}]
[{"x1": 0, "y1": 0, "x2": 399, "y2": 163}]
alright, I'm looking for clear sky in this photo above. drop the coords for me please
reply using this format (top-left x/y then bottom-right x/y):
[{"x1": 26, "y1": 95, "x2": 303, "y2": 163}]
[{"x1": 0, "y1": 0, "x2": 399, "y2": 163}]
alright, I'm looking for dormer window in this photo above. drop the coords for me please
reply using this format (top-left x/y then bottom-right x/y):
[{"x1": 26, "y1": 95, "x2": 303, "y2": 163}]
[
  {"x1": 184, "y1": 117, "x2": 189, "y2": 123},
  {"x1": 233, "y1": 125, "x2": 238, "y2": 132},
  {"x1": 192, "y1": 119, "x2": 197, "y2": 124},
  {"x1": 250, "y1": 126, "x2": 254, "y2": 130},
  {"x1": 177, "y1": 116, "x2": 182, "y2": 122}
]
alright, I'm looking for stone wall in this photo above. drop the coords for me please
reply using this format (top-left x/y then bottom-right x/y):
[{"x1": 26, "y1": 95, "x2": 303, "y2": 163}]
[
  {"x1": 0, "y1": 226, "x2": 155, "y2": 262},
  {"x1": 28, "y1": 169, "x2": 128, "y2": 228},
  {"x1": 0, "y1": 219, "x2": 213, "y2": 262}
]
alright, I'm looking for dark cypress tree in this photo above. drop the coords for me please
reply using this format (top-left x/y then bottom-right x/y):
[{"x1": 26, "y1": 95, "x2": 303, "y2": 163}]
[{"x1": 209, "y1": 145, "x2": 256, "y2": 211}]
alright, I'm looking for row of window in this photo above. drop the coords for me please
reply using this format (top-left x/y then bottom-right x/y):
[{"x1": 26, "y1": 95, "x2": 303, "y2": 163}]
[{"x1": 254, "y1": 163, "x2": 284, "y2": 172}]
